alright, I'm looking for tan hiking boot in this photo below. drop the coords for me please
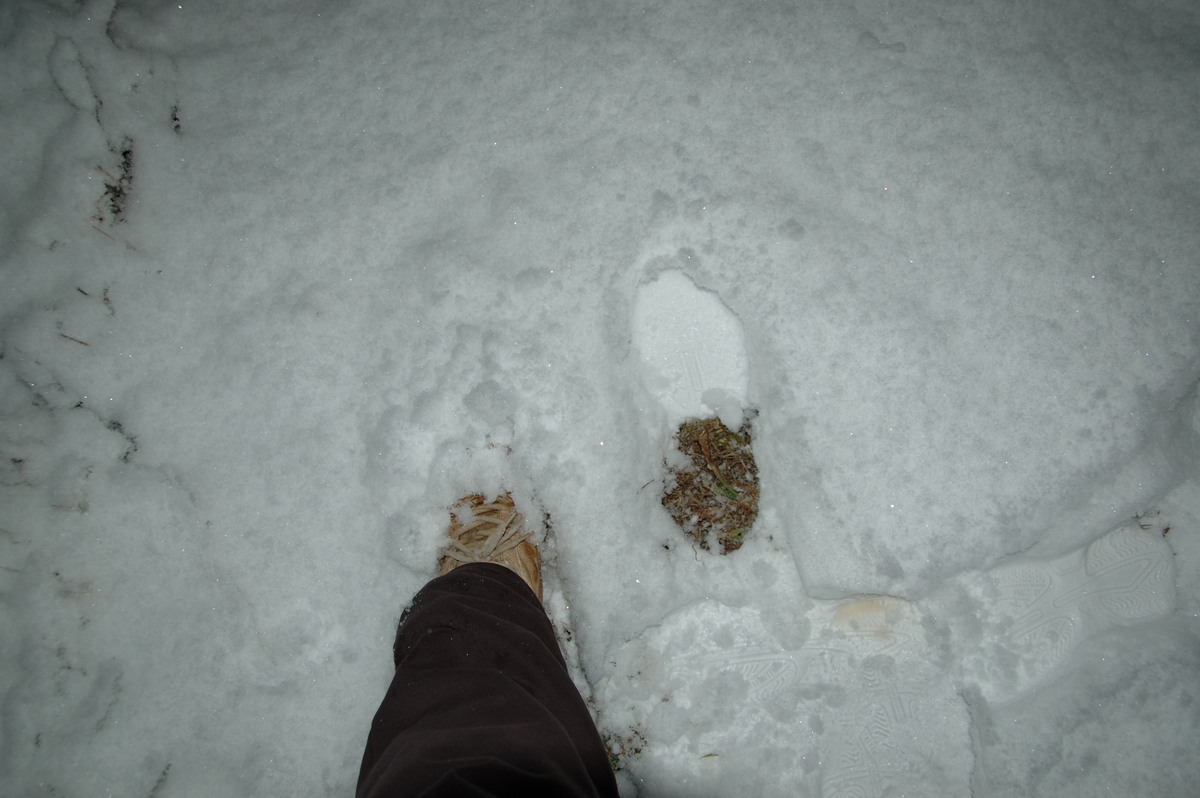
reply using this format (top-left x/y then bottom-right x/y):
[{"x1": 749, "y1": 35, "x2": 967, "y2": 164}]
[{"x1": 438, "y1": 494, "x2": 543, "y2": 602}]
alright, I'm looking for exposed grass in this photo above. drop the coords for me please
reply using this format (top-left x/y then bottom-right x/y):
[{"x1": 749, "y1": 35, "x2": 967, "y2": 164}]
[{"x1": 662, "y1": 416, "x2": 759, "y2": 554}]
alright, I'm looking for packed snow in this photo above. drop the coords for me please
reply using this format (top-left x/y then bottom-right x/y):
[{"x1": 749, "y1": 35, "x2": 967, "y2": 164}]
[{"x1": 1, "y1": 0, "x2": 1198, "y2": 796}]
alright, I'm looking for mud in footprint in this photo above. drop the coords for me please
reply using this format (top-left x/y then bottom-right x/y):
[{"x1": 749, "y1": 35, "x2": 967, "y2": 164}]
[{"x1": 631, "y1": 267, "x2": 758, "y2": 552}]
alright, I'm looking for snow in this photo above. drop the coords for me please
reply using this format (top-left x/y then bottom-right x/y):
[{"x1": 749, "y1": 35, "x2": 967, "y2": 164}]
[
  {"x1": 1, "y1": 0, "x2": 1198, "y2": 796},
  {"x1": 631, "y1": 268, "x2": 750, "y2": 429}
]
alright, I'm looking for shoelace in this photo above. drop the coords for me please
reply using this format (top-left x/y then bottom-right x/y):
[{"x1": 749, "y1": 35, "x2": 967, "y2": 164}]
[{"x1": 438, "y1": 503, "x2": 533, "y2": 565}]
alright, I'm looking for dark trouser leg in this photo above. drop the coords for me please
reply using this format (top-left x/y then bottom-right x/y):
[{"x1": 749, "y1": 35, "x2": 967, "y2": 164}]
[{"x1": 357, "y1": 562, "x2": 618, "y2": 798}]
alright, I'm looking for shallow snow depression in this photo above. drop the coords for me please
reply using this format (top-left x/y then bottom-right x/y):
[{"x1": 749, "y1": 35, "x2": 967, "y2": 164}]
[{"x1": 1, "y1": 0, "x2": 1199, "y2": 796}]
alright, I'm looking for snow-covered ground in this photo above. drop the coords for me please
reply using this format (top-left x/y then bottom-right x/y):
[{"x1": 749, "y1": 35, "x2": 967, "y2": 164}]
[{"x1": 2, "y1": 0, "x2": 1198, "y2": 795}]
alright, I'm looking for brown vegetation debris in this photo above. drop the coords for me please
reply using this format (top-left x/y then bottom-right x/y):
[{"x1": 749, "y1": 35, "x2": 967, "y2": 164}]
[{"x1": 662, "y1": 416, "x2": 759, "y2": 553}]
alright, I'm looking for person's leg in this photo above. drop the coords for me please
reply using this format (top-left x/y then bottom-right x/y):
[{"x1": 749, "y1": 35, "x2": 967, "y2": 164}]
[{"x1": 357, "y1": 562, "x2": 618, "y2": 798}]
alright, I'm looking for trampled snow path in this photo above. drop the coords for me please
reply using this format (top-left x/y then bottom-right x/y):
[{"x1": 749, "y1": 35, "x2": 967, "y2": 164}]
[
  {"x1": 597, "y1": 517, "x2": 1175, "y2": 797},
  {"x1": 934, "y1": 519, "x2": 1176, "y2": 702},
  {"x1": 603, "y1": 266, "x2": 1179, "y2": 796}
]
